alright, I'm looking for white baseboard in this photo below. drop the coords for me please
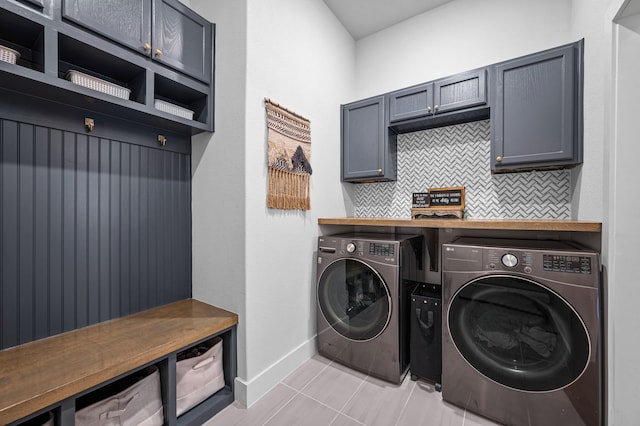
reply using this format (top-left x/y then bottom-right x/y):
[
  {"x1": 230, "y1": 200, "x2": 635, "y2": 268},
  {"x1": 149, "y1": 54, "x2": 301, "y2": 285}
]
[{"x1": 233, "y1": 336, "x2": 317, "y2": 407}]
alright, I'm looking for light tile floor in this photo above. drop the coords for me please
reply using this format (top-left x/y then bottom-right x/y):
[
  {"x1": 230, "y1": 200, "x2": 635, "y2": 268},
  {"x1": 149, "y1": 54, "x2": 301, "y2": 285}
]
[{"x1": 204, "y1": 354, "x2": 503, "y2": 426}]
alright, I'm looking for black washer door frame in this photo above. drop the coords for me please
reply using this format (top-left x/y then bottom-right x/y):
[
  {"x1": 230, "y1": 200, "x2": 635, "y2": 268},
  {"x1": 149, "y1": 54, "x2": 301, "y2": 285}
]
[
  {"x1": 318, "y1": 258, "x2": 392, "y2": 342},
  {"x1": 447, "y1": 274, "x2": 591, "y2": 392}
]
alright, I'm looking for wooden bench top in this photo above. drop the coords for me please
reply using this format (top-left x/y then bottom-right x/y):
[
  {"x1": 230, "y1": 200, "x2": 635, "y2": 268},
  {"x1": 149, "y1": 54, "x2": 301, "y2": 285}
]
[{"x1": 0, "y1": 299, "x2": 238, "y2": 425}]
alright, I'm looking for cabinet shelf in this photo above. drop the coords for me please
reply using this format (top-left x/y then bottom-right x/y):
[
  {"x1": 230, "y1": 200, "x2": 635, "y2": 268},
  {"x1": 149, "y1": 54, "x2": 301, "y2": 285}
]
[
  {"x1": 58, "y1": 33, "x2": 146, "y2": 104},
  {"x1": 155, "y1": 73, "x2": 208, "y2": 124},
  {"x1": 0, "y1": 7, "x2": 45, "y2": 73}
]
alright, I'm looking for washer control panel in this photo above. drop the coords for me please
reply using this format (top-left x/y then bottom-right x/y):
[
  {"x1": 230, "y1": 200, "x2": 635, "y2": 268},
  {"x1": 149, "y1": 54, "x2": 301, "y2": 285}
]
[
  {"x1": 317, "y1": 236, "x2": 401, "y2": 265},
  {"x1": 543, "y1": 254, "x2": 592, "y2": 274},
  {"x1": 443, "y1": 238, "x2": 599, "y2": 288},
  {"x1": 486, "y1": 248, "x2": 592, "y2": 275},
  {"x1": 369, "y1": 243, "x2": 395, "y2": 257}
]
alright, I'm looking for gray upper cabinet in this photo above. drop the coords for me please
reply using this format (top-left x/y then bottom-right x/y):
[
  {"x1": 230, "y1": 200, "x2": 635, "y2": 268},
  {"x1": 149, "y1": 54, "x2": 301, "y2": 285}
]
[
  {"x1": 388, "y1": 68, "x2": 486, "y2": 124},
  {"x1": 1, "y1": 1, "x2": 214, "y2": 133},
  {"x1": 389, "y1": 83, "x2": 433, "y2": 123},
  {"x1": 490, "y1": 40, "x2": 583, "y2": 172},
  {"x1": 62, "y1": 0, "x2": 212, "y2": 83},
  {"x1": 62, "y1": 0, "x2": 152, "y2": 55},
  {"x1": 153, "y1": 0, "x2": 213, "y2": 83},
  {"x1": 434, "y1": 69, "x2": 486, "y2": 114},
  {"x1": 342, "y1": 96, "x2": 396, "y2": 182}
]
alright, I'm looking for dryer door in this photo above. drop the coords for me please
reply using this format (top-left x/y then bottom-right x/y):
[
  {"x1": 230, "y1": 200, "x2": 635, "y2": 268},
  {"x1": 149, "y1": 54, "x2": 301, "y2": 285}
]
[
  {"x1": 448, "y1": 275, "x2": 590, "y2": 392},
  {"x1": 318, "y1": 258, "x2": 391, "y2": 341}
]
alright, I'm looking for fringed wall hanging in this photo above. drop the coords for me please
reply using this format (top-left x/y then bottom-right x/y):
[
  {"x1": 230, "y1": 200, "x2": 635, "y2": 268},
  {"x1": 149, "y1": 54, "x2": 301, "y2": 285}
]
[{"x1": 265, "y1": 98, "x2": 312, "y2": 210}]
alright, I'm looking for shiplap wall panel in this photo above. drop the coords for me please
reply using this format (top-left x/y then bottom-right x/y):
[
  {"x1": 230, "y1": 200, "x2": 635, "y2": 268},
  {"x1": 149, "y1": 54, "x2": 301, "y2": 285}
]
[{"x1": 0, "y1": 118, "x2": 192, "y2": 350}]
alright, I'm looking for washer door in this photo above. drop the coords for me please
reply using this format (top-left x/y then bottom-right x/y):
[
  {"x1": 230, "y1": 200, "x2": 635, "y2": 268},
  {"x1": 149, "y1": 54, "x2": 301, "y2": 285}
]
[
  {"x1": 318, "y1": 258, "x2": 391, "y2": 341},
  {"x1": 448, "y1": 275, "x2": 590, "y2": 392}
]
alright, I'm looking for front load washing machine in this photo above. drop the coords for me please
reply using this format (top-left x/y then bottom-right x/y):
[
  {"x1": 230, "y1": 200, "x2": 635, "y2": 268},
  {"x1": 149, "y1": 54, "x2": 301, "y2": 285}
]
[
  {"x1": 316, "y1": 233, "x2": 423, "y2": 384},
  {"x1": 442, "y1": 238, "x2": 602, "y2": 426}
]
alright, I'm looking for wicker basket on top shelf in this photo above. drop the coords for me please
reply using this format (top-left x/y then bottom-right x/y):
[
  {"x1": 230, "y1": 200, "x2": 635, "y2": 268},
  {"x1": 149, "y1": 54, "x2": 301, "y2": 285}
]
[
  {"x1": 154, "y1": 99, "x2": 195, "y2": 120},
  {"x1": 0, "y1": 45, "x2": 20, "y2": 65},
  {"x1": 65, "y1": 70, "x2": 131, "y2": 100}
]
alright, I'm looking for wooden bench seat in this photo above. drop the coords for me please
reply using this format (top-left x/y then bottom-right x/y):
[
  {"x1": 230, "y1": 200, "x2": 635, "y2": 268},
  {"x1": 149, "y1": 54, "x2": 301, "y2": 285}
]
[{"x1": 0, "y1": 299, "x2": 238, "y2": 425}]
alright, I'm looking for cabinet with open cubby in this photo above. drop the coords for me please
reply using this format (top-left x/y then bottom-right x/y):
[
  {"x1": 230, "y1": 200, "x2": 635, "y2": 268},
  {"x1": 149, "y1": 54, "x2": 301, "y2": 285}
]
[{"x1": 0, "y1": 0, "x2": 214, "y2": 136}]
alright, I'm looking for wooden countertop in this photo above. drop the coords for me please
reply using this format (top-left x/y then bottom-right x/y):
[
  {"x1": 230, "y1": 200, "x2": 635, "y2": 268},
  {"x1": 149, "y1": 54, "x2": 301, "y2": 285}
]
[
  {"x1": 0, "y1": 299, "x2": 238, "y2": 425},
  {"x1": 318, "y1": 217, "x2": 602, "y2": 232}
]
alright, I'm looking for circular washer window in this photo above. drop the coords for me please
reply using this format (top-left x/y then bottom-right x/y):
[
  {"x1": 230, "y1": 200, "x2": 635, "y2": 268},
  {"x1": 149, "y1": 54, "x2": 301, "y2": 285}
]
[
  {"x1": 448, "y1": 275, "x2": 590, "y2": 392},
  {"x1": 318, "y1": 258, "x2": 391, "y2": 341}
]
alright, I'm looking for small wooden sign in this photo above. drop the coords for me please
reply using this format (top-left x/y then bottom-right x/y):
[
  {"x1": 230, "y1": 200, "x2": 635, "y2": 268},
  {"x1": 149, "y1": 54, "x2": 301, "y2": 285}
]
[
  {"x1": 426, "y1": 186, "x2": 465, "y2": 210},
  {"x1": 412, "y1": 192, "x2": 430, "y2": 208},
  {"x1": 411, "y1": 186, "x2": 465, "y2": 219}
]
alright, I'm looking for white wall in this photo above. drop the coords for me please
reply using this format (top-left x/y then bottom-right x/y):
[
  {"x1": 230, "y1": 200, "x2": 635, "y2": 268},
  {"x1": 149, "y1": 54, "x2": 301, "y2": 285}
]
[
  {"x1": 190, "y1": 0, "x2": 356, "y2": 407},
  {"x1": 239, "y1": 0, "x2": 355, "y2": 405},
  {"x1": 190, "y1": 0, "x2": 248, "y2": 380},
  {"x1": 608, "y1": 2, "x2": 640, "y2": 424},
  {"x1": 353, "y1": 0, "x2": 573, "y2": 99}
]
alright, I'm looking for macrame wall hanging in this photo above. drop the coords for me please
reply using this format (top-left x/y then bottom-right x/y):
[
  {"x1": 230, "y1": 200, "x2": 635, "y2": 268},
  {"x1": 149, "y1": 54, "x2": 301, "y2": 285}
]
[{"x1": 265, "y1": 98, "x2": 312, "y2": 210}]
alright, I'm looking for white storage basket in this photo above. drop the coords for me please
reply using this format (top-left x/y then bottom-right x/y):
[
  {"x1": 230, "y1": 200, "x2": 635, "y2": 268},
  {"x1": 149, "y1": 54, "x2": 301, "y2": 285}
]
[
  {"x1": 0, "y1": 44, "x2": 20, "y2": 64},
  {"x1": 176, "y1": 337, "x2": 225, "y2": 416},
  {"x1": 154, "y1": 99, "x2": 195, "y2": 120},
  {"x1": 75, "y1": 366, "x2": 164, "y2": 426},
  {"x1": 66, "y1": 70, "x2": 131, "y2": 100}
]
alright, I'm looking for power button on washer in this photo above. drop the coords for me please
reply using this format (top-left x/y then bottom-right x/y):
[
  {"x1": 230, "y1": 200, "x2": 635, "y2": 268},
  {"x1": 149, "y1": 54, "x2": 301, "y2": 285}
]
[{"x1": 524, "y1": 266, "x2": 532, "y2": 274}]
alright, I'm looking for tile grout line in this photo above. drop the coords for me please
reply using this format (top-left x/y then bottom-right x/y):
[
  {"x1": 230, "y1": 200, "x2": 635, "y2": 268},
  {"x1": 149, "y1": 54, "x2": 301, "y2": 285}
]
[
  {"x1": 336, "y1": 372, "x2": 368, "y2": 415},
  {"x1": 394, "y1": 378, "x2": 418, "y2": 426},
  {"x1": 281, "y1": 381, "x2": 365, "y2": 426},
  {"x1": 296, "y1": 358, "x2": 335, "y2": 394},
  {"x1": 260, "y1": 384, "x2": 301, "y2": 426},
  {"x1": 277, "y1": 358, "x2": 364, "y2": 425}
]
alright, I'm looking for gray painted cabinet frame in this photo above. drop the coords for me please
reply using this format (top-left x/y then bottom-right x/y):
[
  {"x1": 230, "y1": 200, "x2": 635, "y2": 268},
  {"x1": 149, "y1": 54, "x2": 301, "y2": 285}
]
[
  {"x1": 341, "y1": 95, "x2": 397, "y2": 182},
  {"x1": 0, "y1": 0, "x2": 214, "y2": 134},
  {"x1": 388, "y1": 68, "x2": 487, "y2": 123},
  {"x1": 490, "y1": 40, "x2": 584, "y2": 172}
]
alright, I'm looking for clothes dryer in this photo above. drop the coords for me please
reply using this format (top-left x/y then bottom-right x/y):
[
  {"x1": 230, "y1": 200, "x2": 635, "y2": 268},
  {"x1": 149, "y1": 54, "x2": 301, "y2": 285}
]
[
  {"x1": 316, "y1": 233, "x2": 423, "y2": 384},
  {"x1": 442, "y1": 238, "x2": 602, "y2": 426}
]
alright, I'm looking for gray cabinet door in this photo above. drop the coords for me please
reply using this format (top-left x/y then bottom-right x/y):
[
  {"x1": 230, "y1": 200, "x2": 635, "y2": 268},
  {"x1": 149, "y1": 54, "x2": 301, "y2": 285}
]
[
  {"x1": 153, "y1": 0, "x2": 213, "y2": 83},
  {"x1": 434, "y1": 68, "x2": 486, "y2": 114},
  {"x1": 389, "y1": 68, "x2": 487, "y2": 124},
  {"x1": 491, "y1": 42, "x2": 582, "y2": 171},
  {"x1": 342, "y1": 96, "x2": 395, "y2": 181},
  {"x1": 62, "y1": 0, "x2": 152, "y2": 54},
  {"x1": 388, "y1": 83, "x2": 433, "y2": 123}
]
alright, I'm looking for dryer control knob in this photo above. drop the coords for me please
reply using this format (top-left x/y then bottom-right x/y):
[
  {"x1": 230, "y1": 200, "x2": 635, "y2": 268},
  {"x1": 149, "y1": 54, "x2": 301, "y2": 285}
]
[
  {"x1": 501, "y1": 253, "x2": 518, "y2": 268},
  {"x1": 346, "y1": 242, "x2": 357, "y2": 253}
]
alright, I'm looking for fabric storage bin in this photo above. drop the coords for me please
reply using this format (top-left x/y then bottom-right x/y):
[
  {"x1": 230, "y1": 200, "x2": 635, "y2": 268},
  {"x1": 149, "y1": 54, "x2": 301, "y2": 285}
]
[
  {"x1": 19, "y1": 411, "x2": 54, "y2": 426},
  {"x1": 176, "y1": 336, "x2": 225, "y2": 416},
  {"x1": 75, "y1": 366, "x2": 163, "y2": 426}
]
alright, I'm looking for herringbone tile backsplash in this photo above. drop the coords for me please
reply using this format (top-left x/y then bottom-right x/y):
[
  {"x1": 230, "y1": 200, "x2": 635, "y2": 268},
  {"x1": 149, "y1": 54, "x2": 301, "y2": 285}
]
[{"x1": 354, "y1": 120, "x2": 571, "y2": 219}]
